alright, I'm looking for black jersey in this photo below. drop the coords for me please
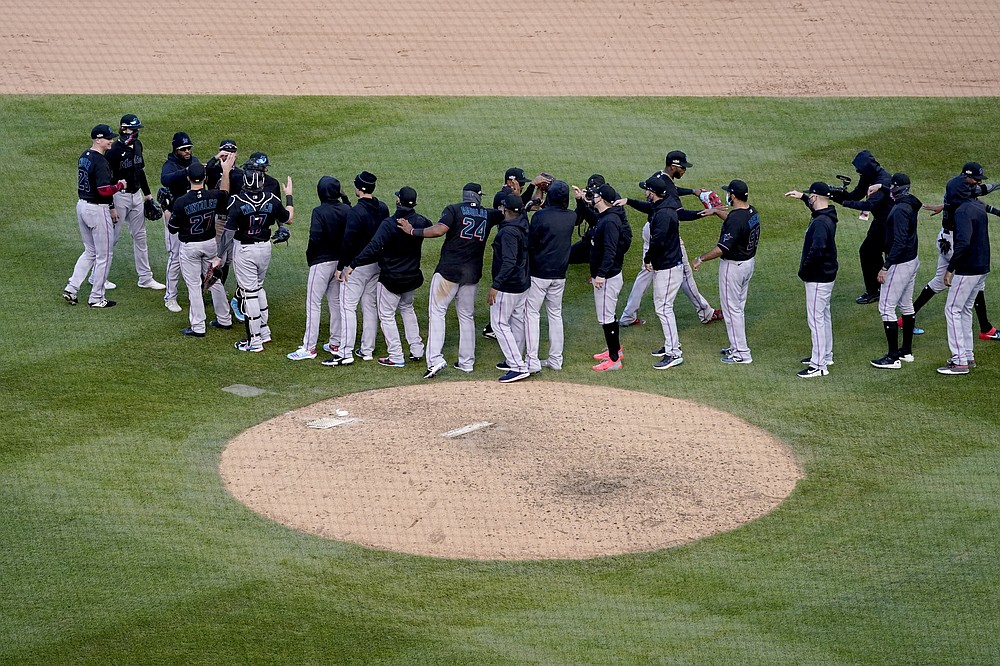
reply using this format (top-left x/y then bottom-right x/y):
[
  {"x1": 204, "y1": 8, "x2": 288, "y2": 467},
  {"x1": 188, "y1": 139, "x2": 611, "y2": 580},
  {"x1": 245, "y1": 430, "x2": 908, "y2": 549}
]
[
  {"x1": 434, "y1": 201, "x2": 502, "y2": 285},
  {"x1": 718, "y1": 206, "x2": 760, "y2": 262},
  {"x1": 170, "y1": 188, "x2": 230, "y2": 243},
  {"x1": 106, "y1": 138, "x2": 150, "y2": 195},
  {"x1": 78, "y1": 149, "x2": 115, "y2": 204},
  {"x1": 225, "y1": 190, "x2": 290, "y2": 243}
]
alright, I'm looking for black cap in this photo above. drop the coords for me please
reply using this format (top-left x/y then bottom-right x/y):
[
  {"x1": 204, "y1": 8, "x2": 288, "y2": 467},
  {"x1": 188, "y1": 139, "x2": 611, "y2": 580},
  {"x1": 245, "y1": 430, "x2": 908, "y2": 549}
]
[
  {"x1": 395, "y1": 186, "x2": 417, "y2": 207},
  {"x1": 722, "y1": 179, "x2": 749, "y2": 200},
  {"x1": 639, "y1": 176, "x2": 670, "y2": 197},
  {"x1": 666, "y1": 150, "x2": 693, "y2": 169},
  {"x1": 91, "y1": 124, "x2": 118, "y2": 139},
  {"x1": 172, "y1": 132, "x2": 193, "y2": 150},
  {"x1": 501, "y1": 193, "x2": 524, "y2": 212},
  {"x1": 463, "y1": 182, "x2": 483, "y2": 195},
  {"x1": 120, "y1": 114, "x2": 143, "y2": 129},
  {"x1": 806, "y1": 181, "x2": 832, "y2": 197},
  {"x1": 354, "y1": 171, "x2": 377, "y2": 193},
  {"x1": 890, "y1": 172, "x2": 910, "y2": 187},
  {"x1": 962, "y1": 162, "x2": 985, "y2": 181},
  {"x1": 587, "y1": 174, "x2": 606, "y2": 189},
  {"x1": 505, "y1": 167, "x2": 528, "y2": 184},
  {"x1": 187, "y1": 163, "x2": 207, "y2": 182},
  {"x1": 597, "y1": 183, "x2": 619, "y2": 203},
  {"x1": 219, "y1": 139, "x2": 238, "y2": 152}
]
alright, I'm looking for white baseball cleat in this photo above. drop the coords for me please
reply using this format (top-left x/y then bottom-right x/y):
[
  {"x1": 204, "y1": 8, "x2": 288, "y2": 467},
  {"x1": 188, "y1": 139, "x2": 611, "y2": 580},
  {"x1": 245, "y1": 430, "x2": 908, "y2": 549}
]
[
  {"x1": 287, "y1": 347, "x2": 317, "y2": 361},
  {"x1": 164, "y1": 298, "x2": 182, "y2": 313},
  {"x1": 139, "y1": 278, "x2": 167, "y2": 290}
]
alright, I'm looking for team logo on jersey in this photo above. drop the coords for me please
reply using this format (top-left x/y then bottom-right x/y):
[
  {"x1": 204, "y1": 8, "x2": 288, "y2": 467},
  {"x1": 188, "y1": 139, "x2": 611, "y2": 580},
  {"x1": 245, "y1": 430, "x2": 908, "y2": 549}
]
[{"x1": 722, "y1": 232, "x2": 733, "y2": 244}]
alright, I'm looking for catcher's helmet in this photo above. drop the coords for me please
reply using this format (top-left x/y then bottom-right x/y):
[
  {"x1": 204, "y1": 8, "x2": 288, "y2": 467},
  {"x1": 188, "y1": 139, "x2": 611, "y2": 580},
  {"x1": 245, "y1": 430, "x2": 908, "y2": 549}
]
[
  {"x1": 243, "y1": 169, "x2": 265, "y2": 191},
  {"x1": 120, "y1": 113, "x2": 144, "y2": 129},
  {"x1": 246, "y1": 152, "x2": 269, "y2": 170}
]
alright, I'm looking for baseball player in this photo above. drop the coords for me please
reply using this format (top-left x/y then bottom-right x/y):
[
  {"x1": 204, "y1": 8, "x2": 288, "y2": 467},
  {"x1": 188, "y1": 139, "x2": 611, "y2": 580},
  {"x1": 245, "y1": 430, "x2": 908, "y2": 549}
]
[
  {"x1": 168, "y1": 159, "x2": 236, "y2": 336},
  {"x1": 344, "y1": 186, "x2": 430, "y2": 367},
  {"x1": 523, "y1": 180, "x2": 577, "y2": 373},
  {"x1": 938, "y1": 197, "x2": 991, "y2": 375},
  {"x1": 866, "y1": 173, "x2": 921, "y2": 369},
  {"x1": 216, "y1": 169, "x2": 294, "y2": 352},
  {"x1": 568, "y1": 174, "x2": 605, "y2": 265},
  {"x1": 104, "y1": 113, "x2": 166, "y2": 291},
  {"x1": 287, "y1": 176, "x2": 351, "y2": 360},
  {"x1": 915, "y1": 163, "x2": 1000, "y2": 342},
  {"x1": 397, "y1": 183, "x2": 502, "y2": 378},
  {"x1": 325, "y1": 172, "x2": 389, "y2": 366},
  {"x1": 588, "y1": 184, "x2": 632, "y2": 372},
  {"x1": 692, "y1": 179, "x2": 760, "y2": 365},
  {"x1": 63, "y1": 124, "x2": 127, "y2": 308},
  {"x1": 829, "y1": 150, "x2": 892, "y2": 305},
  {"x1": 489, "y1": 194, "x2": 532, "y2": 383},
  {"x1": 785, "y1": 182, "x2": 839, "y2": 378},
  {"x1": 160, "y1": 132, "x2": 202, "y2": 313},
  {"x1": 206, "y1": 139, "x2": 243, "y2": 320}
]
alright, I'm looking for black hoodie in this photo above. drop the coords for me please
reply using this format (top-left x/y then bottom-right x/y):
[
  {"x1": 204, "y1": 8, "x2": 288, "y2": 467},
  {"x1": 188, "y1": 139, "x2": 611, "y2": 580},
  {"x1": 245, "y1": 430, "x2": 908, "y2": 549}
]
[
  {"x1": 839, "y1": 150, "x2": 892, "y2": 225},
  {"x1": 338, "y1": 196, "x2": 390, "y2": 271},
  {"x1": 641, "y1": 197, "x2": 681, "y2": 270},
  {"x1": 491, "y1": 213, "x2": 530, "y2": 293},
  {"x1": 883, "y1": 193, "x2": 921, "y2": 269},
  {"x1": 528, "y1": 181, "x2": 576, "y2": 279},
  {"x1": 352, "y1": 206, "x2": 432, "y2": 294},
  {"x1": 160, "y1": 151, "x2": 201, "y2": 209},
  {"x1": 590, "y1": 206, "x2": 632, "y2": 279},
  {"x1": 949, "y1": 200, "x2": 990, "y2": 276},
  {"x1": 798, "y1": 204, "x2": 839, "y2": 283},
  {"x1": 307, "y1": 177, "x2": 351, "y2": 266}
]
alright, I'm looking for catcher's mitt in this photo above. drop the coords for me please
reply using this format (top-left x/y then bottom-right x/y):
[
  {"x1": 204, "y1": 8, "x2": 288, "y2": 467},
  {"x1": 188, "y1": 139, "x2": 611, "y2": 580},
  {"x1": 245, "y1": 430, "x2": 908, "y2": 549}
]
[
  {"x1": 144, "y1": 198, "x2": 163, "y2": 221},
  {"x1": 202, "y1": 265, "x2": 224, "y2": 291},
  {"x1": 699, "y1": 190, "x2": 724, "y2": 209},
  {"x1": 155, "y1": 186, "x2": 173, "y2": 211},
  {"x1": 271, "y1": 226, "x2": 291, "y2": 245}
]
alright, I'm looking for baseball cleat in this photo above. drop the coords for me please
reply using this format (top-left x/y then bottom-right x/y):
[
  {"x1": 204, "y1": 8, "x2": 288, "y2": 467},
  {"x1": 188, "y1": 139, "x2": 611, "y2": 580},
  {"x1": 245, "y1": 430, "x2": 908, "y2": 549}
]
[
  {"x1": 287, "y1": 347, "x2": 317, "y2": 360},
  {"x1": 801, "y1": 357, "x2": 834, "y2": 366},
  {"x1": 482, "y1": 324, "x2": 497, "y2": 340},
  {"x1": 936, "y1": 361, "x2": 970, "y2": 375},
  {"x1": 979, "y1": 327, "x2": 1000, "y2": 341},
  {"x1": 164, "y1": 298, "x2": 182, "y2": 313},
  {"x1": 322, "y1": 343, "x2": 339, "y2": 354},
  {"x1": 354, "y1": 350, "x2": 374, "y2": 361},
  {"x1": 592, "y1": 357, "x2": 623, "y2": 372},
  {"x1": 797, "y1": 365, "x2": 829, "y2": 378},
  {"x1": 321, "y1": 354, "x2": 354, "y2": 366},
  {"x1": 103, "y1": 281, "x2": 117, "y2": 290},
  {"x1": 721, "y1": 355, "x2": 752, "y2": 364},
  {"x1": 234, "y1": 339, "x2": 264, "y2": 352},
  {"x1": 62, "y1": 290, "x2": 78, "y2": 305},
  {"x1": 870, "y1": 355, "x2": 901, "y2": 369},
  {"x1": 180, "y1": 327, "x2": 206, "y2": 338},
  {"x1": 210, "y1": 319, "x2": 233, "y2": 330},
  {"x1": 948, "y1": 357, "x2": 976, "y2": 369},
  {"x1": 855, "y1": 292, "x2": 879, "y2": 304},
  {"x1": 496, "y1": 361, "x2": 510, "y2": 371},
  {"x1": 452, "y1": 362, "x2": 473, "y2": 374},
  {"x1": 498, "y1": 369, "x2": 531, "y2": 383},
  {"x1": 424, "y1": 360, "x2": 447, "y2": 379},
  {"x1": 138, "y1": 278, "x2": 166, "y2": 290},
  {"x1": 898, "y1": 353, "x2": 915, "y2": 363},
  {"x1": 260, "y1": 333, "x2": 272, "y2": 344},
  {"x1": 230, "y1": 297, "x2": 245, "y2": 322},
  {"x1": 620, "y1": 318, "x2": 646, "y2": 327},
  {"x1": 409, "y1": 352, "x2": 424, "y2": 362},
  {"x1": 720, "y1": 347, "x2": 734, "y2": 355},
  {"x1": 704, "y1": 309, "x2": 724, "y2": 324},
  {"x1": 377, "y1": 357, "x2": 405, "y2": 368},
  {"x1": 651, "y1": 347, "x2": 668, "y2": 358},
  {"x1": 653, "y1": 355, "x2": 684, "y2": 370},
  {"x1": 88, "y1": 299, "x2": 117, "y2": 308},
  {"x1": 593, "y1": 348, "x2": 623, "y2": 361}
]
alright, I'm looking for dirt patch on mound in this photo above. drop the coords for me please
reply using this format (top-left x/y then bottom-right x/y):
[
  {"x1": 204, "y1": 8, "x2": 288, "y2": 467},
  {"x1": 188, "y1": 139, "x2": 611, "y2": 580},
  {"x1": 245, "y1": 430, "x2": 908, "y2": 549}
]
[{"x1": 220, "y1": 382, "x2": 801, "y2": 560}]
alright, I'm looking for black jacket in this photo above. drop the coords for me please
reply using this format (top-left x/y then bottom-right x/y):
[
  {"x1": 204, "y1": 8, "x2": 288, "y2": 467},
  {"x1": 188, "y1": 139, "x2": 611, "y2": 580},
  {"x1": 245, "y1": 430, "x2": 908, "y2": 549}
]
[
  {"x1": 590, "y1": 206, "x2": 632, "y2": 279},
  {"x1": 106, "y1": 138, "x2": 150, "y2": 195},
  {"x1": 642, "y1": 198, "x2": 682, "y2": 270},
  {"x1": 491, "y1": 213, "x2": 530, "y2": 293},
  {"x1": 883, "y1": 193, "x2": 921, "y2": 269},
  {"x1": 528, "y1": 181, "x2": 576, "y2": 279},
  {"x1": 838, "y1": 150, "x2": 892, "y2": 225},
  {"x1": 352, "y1": 206, "x2": 432, "y2": 294},
  {"x1": 307, "y1": 177, "x2": 351, "y2": 267},
  {"x1": 338, "y1": 196, "x2": 390, "y2": 270},
  {"x1": 798, "y1": 204, "x2": 839, "y2": 283},
  {"x1": 160, "y1": 152, "x2": 201, "y2": 204},
  {"x1": 949, "y1": 200, "x2": 990, "y2": 276}
]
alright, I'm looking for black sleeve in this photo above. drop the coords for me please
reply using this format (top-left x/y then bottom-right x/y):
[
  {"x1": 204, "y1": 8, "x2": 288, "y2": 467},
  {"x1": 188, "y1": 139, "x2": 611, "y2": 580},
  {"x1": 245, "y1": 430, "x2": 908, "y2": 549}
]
[
  {"x1": 598, "y1": 223, "x2": 620, "y2": 277},
  {"x1": 138, "y1": 167, "x2": 150, "y2": 196},
  {"x1": 841, "y1": 187, "x2": 886, "y2": 213},
  {"x1": 521, "y1": 183, "x2": 536, "y2": 204},
  {"x1": 883, "y1": 209, "x2": 909, "y2": 268},
  {"x1": 492, "y1": 230, "x2": 520, "y2": 289},
  {"x1": 273, "y1": 198, "x2": 290, "y2": 224},
  {"x1": 575, "y1": 201, "x2": 598, "y2": 227},
  {"x1": 948, "y1": 216, "x2": 972, "y2": 273},
  {"x1": 676, "y1": 186, "x2": 696, "y2": 197},
  {"x1": 678, "y1": 208, "x2": 701, "y2": 222},
  {"x1": 352, "y1": 218, "x2": 392, "y2": 268},
  {"x1": 626, "y1": 198, "x2": 653, "y2": 215}
]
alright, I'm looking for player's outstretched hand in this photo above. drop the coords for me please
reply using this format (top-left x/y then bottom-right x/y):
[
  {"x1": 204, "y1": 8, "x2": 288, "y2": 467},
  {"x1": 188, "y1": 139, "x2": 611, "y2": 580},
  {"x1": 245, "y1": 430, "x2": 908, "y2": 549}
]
[
  {"x1": 785, "y1": 190, "x2": 804, "y2": 199},
  {"x1": 923, "y1": 203, "x2": 944, "y2": 216},
  {"x1": 284, "y1": 176, "x2": 293, "y2": 196}
]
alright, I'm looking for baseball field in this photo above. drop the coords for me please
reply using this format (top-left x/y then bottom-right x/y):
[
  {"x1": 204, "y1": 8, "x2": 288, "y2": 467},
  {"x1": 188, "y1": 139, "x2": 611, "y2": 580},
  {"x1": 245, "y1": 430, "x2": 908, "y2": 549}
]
[{"x1": 3, "y1": 2, "x2": 1000, "y2": 664}]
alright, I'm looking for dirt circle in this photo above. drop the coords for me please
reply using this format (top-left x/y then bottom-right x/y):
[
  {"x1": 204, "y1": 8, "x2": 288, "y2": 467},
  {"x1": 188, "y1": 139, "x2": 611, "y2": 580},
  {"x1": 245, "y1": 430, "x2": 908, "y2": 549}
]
[{"x1": 220, "y1": 382, "x2": 802, "y2": 560}]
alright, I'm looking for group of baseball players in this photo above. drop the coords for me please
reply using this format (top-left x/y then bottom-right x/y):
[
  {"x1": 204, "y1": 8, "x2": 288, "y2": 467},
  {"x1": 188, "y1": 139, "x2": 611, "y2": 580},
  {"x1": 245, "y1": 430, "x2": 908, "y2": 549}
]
[{"x1": 63, "y1": 118, "x2": 994, "y2": 380}]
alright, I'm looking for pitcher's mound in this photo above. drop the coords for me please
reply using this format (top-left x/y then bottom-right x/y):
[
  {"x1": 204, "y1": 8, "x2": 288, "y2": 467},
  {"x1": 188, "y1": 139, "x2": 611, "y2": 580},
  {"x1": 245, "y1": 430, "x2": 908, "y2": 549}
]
[{"x1": 220, "y1": 381, "x2": 801, "y2": 560}]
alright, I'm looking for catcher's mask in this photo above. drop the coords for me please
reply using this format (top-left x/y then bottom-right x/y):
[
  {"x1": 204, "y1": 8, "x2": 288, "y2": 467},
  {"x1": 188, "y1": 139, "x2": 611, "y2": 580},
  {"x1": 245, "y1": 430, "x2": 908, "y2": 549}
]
[{"x1": 242, "y1": 169, "x2": 265, "y2": 191}]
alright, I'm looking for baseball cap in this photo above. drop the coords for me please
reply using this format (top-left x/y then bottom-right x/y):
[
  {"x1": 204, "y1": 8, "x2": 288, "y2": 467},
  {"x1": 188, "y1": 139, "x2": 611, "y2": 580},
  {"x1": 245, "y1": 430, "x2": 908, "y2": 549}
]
[
  {"x1": 587, "y1": 174, "x2": 606, "y2": 189},
  {"x1": 463, "y1": 182, "x2": 483, "y2": 195},
  {"x1": 172, "y1": 132, "x2": 193, "y2": 150},
  {"x1": 597, "y1": 183, "x2": 620, "y2": 203},
  {"x1": 805, "y1": 181, "x2": 832, "y2": 197},
  {"x1": 395, "y1": 186, "x2": 418, "y2": 207},
  {"x1": 355, "y1": 171, "x2": 377, "y2": 193},
  {"x1": 92, "y1": 124, "x2": 118, "y2": 139},
  {"x1": 505, "y1": 167, "x2": 528, "y2": 185},
  {"x1": 722, "y1": 179, "x2": 749, "y2": 200},
  {"x1": 890, "y1": 172, "x2": 910, "y2": 187},
  {"x1": 501, "y1": 193, "x2": 524, "y2": 212},
  {"x1": 666, "y1": 150, "x2": 693, "y2": 169},
  {"x1": 639, "y1": 176, "x2": 669, "y2": 197},
  {"x1": 119, "y1": 114, "x2": 143, "y2": 129},
  {"x1": 962, "y1": 162, "x2": 985, "y2": 181},
  {"x1": 187, "y1": 163, "x2": 207, "y2": 182},
  {"x1": 219, "y1": 138, "x2": 238, "y2": 152}
]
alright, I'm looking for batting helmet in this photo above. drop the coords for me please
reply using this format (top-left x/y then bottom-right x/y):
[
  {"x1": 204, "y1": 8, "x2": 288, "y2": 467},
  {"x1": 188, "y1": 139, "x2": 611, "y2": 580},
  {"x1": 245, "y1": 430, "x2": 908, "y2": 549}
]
[
  {"x1": 243, "y1": 169, "x2": 265, "y2": 191},
  {"x1": 120, "y1": 113, "x2": 144, "y2": 130}
]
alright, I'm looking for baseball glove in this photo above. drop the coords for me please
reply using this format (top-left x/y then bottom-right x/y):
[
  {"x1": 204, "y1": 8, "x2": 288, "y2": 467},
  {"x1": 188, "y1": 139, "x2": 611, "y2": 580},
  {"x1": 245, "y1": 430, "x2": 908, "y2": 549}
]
[
  {"x1": 155, "y1": 186, "x2": 173, "y2": 211},
  {"x1": 271, "y1": 226, "x2": 291, "y2": 245},
  {"x1": 699, "y1": 190, "x2": 724, "y2": 209},
  {"x1": 202, "y1": 265, "x2": 224, "y2": 291},
  {"x1": 144, "y1": 198, "x2": 163, "y2": 221}
]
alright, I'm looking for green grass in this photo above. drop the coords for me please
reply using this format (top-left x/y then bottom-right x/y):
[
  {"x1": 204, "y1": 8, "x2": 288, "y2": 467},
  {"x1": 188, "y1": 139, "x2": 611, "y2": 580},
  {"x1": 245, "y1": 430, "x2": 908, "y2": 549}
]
[{"x1": 1, "y1": 96, "x2": 998, "y2": 664}]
